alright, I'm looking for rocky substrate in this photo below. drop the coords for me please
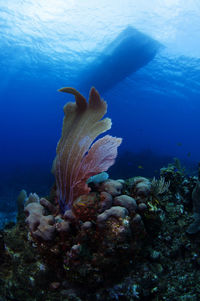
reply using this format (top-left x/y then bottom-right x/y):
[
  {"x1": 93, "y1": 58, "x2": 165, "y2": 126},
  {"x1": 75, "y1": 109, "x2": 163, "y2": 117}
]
[{"x1": 0, "y1": 168, "x2": 200, "y2": 301}]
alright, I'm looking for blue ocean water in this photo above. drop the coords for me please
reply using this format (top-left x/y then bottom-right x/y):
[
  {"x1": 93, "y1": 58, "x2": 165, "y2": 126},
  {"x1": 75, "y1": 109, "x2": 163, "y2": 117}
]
[{"x1": 0, "y1": 0, "x2": 200, "y2": 226}]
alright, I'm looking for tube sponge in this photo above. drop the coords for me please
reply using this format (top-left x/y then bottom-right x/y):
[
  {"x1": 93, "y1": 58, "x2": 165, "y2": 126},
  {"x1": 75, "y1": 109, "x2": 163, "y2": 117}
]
[{"x1": 52, "y1": 87, "x2": 122, "y2": 212}]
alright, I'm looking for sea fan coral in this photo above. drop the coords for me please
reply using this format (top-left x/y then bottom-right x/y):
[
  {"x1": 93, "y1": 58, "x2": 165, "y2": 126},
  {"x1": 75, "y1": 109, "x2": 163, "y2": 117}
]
[{"x1": 52, "y1": 87, "x2": 122, "y2": 212}]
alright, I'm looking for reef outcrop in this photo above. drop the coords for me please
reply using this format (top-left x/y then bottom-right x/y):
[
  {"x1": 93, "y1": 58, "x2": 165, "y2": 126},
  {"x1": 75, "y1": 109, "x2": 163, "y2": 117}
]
[
  {"x1": 23, "y1": 87, "x2": 153, "y2": 285},
  {"x1": 2, "y1": 157, "x2": 200, "y2": 300}
]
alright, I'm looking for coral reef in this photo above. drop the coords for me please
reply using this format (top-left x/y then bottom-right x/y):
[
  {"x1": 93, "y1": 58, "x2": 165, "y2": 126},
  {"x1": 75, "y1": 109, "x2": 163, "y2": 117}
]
[
  {"x1": 21, "y1": 87, "x2": 156, "y2": 289},
  {"x1": 187, "y1": 162, "x2": 200, "y2": 234},
  {"x1": 23, "y1": 173, "x2": 151, "y2": 286},
  {"x1": 1, "y1": 84, "x2": 200, "y2": 300},
  {"x1": 1, "y1": 160, "x2": 200, "y2": 300},
  {"x1": 23, "y1": 87, "x2": 137, "y2": 284}
]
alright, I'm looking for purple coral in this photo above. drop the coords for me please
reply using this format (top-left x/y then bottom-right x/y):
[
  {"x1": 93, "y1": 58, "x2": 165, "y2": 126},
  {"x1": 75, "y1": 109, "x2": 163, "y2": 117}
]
[{"x1": 52, "y1": 87, "x2": 122, "y2": 212}]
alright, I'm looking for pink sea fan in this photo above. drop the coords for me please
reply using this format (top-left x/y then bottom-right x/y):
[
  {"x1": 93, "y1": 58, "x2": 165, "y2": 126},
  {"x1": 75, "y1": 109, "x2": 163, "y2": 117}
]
[
  {"x1": 53, "y1": 87, "x2": 122, "y2": 212},
  {"x1": 72, "y1": 135, "x2": 122, "y2": 203}
]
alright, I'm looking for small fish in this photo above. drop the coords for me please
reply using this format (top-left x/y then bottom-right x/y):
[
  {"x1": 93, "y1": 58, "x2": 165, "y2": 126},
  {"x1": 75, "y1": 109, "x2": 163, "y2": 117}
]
[
  {"x1": 78, "y1": 202, "x2": 86, "y2": 207},
  {"x1": 177, "y1": 142, "x2": 182, "y2": 147},
  {"x1": 138, "y1": 165, "x2": 144, "y2": 169},
  {"x1": 187, "y1": 152, "x2": 191, "y2": 157}
]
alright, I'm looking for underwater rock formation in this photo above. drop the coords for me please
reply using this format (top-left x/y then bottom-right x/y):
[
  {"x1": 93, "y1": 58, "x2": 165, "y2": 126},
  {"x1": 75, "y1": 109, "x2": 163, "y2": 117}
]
[
  {"x1": 187, "y1": 180, "x2": 200, "y2": 234},
  {"x1": 23, "y1": 87, "x2": 159, "y2": 286},
  {"x1": 25, "y1": 194, "x2": 56, "y2": 241},
  {"x1": 2, "y1": 156, "x2": 200, "y2": 300},
  {"x1": 21, "y1": 89, "x2": 200, "y2": 297},
  {"x1": 98, "y1": 179, "x2": 123, "y2": 196},
  {"x1": 24, "y1": 174, "x2": 152, "y2": 284}
]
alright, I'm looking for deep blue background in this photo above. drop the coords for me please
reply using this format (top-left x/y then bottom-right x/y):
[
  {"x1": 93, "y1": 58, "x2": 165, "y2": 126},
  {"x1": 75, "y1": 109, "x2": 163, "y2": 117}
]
[{"x1": 0, "y1": 1, "x2": 200, "y2": 220}]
